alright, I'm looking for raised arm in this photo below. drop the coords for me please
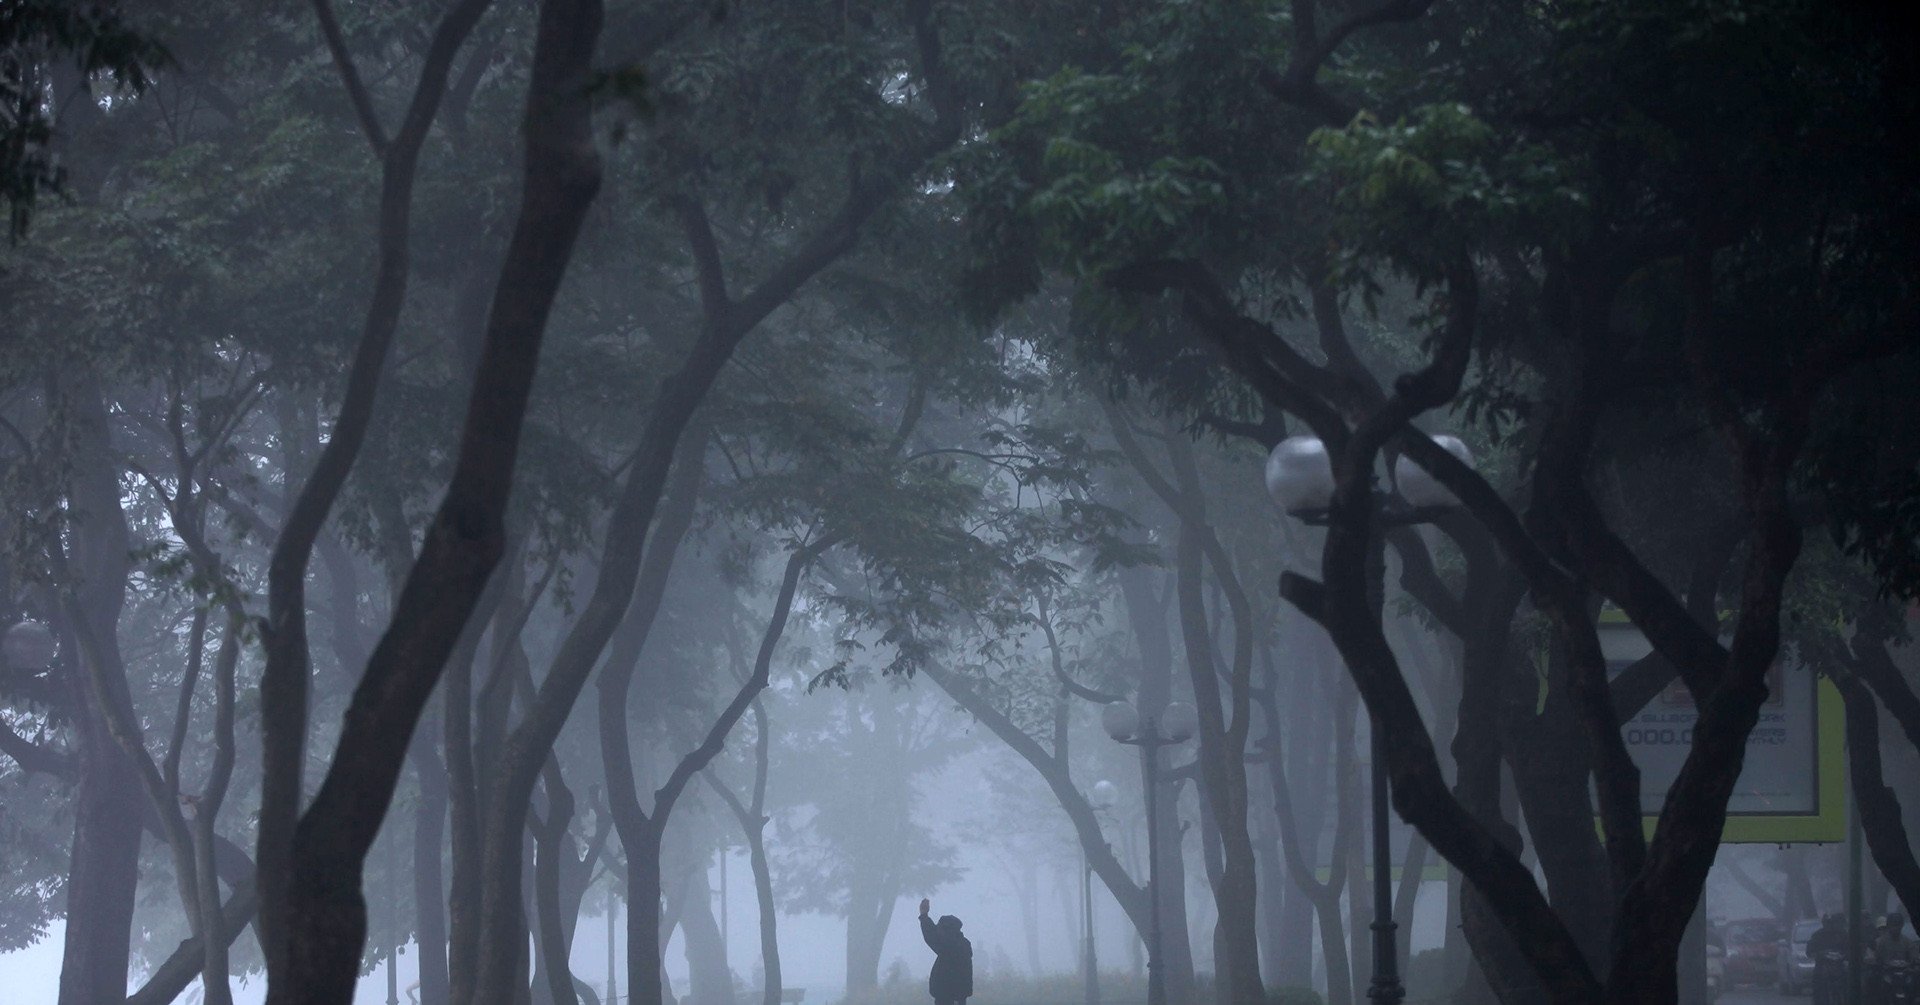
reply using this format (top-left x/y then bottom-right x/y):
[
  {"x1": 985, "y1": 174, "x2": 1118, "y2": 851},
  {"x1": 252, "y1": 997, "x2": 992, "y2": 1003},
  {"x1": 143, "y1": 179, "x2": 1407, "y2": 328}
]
[{"x1": 919, "y1": 898, "x2": 944, "y2": 951}]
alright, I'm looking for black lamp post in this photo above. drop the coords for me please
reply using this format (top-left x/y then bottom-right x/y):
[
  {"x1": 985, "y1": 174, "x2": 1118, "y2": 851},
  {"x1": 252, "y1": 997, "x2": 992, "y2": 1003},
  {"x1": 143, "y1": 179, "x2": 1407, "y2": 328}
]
[
  {"x1": 1101, "y1": 699, "x2": 1199, "y2": 1005},
  {"x1": 1264, "y1": 433, "x2": 1476, "y2": 1005}
]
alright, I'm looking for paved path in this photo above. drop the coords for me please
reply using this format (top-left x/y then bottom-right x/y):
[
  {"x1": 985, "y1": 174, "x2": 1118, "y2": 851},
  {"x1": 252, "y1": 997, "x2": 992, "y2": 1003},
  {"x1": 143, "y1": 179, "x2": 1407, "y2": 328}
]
[{"x1": 1722, "y1": 990, "x2": 1802, "y2": 1005}]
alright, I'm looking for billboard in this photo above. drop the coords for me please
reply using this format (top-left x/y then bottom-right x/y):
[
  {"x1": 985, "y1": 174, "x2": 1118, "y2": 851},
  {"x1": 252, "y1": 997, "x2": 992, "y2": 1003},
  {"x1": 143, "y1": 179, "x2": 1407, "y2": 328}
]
[{"x1": 1600, "y1": 614, "x2": 1846, "y2": 843}]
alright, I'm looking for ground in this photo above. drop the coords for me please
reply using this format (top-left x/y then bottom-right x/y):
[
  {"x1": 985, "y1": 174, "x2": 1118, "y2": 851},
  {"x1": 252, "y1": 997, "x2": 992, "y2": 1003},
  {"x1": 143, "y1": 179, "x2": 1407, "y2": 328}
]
[{"x1": 1723, "y1": 989, "x2": 1800, "y2": 1005}]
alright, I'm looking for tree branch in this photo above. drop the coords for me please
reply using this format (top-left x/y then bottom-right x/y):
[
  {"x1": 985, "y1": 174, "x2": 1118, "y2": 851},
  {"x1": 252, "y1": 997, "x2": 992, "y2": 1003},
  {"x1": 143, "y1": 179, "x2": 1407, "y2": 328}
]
[
  {"x1": 0, "y1": 718, "x2": 71, "y2": 777},
  {"x1": 1260, "y1": 0, "x2": 1437, "y2": 126},
  {"x1": 310, "y1": 0, "x2": 392, "y2": 152}
]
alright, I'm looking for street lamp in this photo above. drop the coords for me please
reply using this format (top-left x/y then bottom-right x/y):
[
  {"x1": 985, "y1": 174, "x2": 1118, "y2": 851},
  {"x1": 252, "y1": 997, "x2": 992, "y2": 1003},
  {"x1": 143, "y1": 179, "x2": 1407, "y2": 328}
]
[
  {"x1": 1085, "y1": 779, "x2": 1118, "y2": 1005},
  {"x1": 4, "y1": 620, "x2": 56, "y2": 672},
  {"x1": 1102, "y1": 699, "x2": 1198, "y2": 1005},
  {"x1": 1264, "y1": 433, "x2": 1475, "y2": 1005}
]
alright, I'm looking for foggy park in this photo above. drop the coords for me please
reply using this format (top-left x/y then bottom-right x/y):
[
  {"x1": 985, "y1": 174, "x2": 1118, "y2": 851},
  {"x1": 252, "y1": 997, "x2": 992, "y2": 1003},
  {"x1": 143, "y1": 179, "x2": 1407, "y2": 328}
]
[{"x1": 2, "y1": 2, "x2": 1919, "y2": 1005}]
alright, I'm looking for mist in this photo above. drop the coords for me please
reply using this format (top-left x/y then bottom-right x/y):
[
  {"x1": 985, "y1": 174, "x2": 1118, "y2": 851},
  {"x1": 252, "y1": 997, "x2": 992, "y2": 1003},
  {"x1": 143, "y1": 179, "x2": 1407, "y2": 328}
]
[{"x1": 3, "y1": 4, "x2": 1920, "y2": 1005}]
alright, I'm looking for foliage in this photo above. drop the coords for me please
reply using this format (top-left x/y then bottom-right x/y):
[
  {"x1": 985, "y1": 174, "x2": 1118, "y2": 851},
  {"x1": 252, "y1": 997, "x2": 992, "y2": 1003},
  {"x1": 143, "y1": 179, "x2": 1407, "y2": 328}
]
[
  {"x1": 1303, "y1": 103, "x2": 1586, "y2": 280},
  {"x1": 1, "y1": 0, "x2": 170, "y2": 237}
]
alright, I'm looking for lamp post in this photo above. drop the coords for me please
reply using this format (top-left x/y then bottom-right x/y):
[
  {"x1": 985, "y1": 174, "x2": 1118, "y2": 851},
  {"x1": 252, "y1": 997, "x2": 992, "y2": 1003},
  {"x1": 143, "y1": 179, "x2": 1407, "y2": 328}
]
[
  {"x1": 607, "y1": 893, "x2": 620, "y2": 1005},
  {"x1": 1264, "y1": 433, "x2": 1475, "y2": 1005},
  {"x1": 1085, "y1": 779, "x2": 1118, "y2": 1005},
  {"x1": 386, "y1": 832, "x2": 401, "y2": 1005},
  {"x1": 1102, "y1": 699, "x2": 1199, "y2": 1005}
]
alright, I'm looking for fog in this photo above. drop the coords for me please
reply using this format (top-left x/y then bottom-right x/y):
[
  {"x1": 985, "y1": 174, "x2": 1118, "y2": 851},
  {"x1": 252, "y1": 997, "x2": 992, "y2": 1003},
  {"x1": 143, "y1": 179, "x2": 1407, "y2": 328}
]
[{"x1": 4, "y1": 4, "x2": 1920, "y2": 1005}]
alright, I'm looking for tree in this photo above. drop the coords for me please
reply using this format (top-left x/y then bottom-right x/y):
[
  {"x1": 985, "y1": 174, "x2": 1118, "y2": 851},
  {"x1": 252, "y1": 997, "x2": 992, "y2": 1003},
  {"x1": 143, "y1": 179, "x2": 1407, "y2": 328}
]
[
  {"x1": 256, "y1": 0, "x2": 605, "y2": 999},
  {"x1": 955, "y1": 1, "x2": 1920, "y2": 1001}
]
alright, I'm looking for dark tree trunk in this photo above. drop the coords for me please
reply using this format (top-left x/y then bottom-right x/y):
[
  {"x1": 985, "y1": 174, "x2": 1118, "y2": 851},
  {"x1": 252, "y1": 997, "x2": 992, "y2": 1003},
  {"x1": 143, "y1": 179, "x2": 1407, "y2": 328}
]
[
  {"x1": 261, "y1": 0, "x2": 603, "y2": 998},
  {"x1": 1505, "y1": 664, "x2": 1613, "y2": 973},
  {"x1": 256, "y1": 0, "x2": 496, "y2": 981},
  {"x1": 744, "y1": 827, "x2": 779, "y2": 1005},
  {"x1": 625, "y1": 828, "x2": 670, "y2": 1005},
  {"x1": 58, "y1": 732, "x2": 142, "y2": 1005},
  {"x1": 1841, "y1": 674, "x2": 1920, "y2": 924},
  {"x1": 1443, "y1": 561, "x2": 1539, "y2": 1005},
  {"x1": 445, "y1": 584, "x2": 500, "y2": 1005}
]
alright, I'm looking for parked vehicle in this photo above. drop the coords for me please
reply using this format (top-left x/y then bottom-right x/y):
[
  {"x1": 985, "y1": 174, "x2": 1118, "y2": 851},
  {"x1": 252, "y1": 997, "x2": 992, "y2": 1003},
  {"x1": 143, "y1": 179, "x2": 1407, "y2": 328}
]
[
  {"x1": 1781, "y1": 918, "x2": 1822, "y2": 994},
  {"x1": 1724, "y1": 918, "x2": 1787, "y2": 989}
]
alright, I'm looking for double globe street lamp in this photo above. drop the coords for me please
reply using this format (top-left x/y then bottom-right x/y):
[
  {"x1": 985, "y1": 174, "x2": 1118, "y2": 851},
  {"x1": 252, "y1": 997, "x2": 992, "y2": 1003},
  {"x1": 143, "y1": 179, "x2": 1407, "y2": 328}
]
[
  {"x1": 1264, "y1": 433, "x2": 1475, "y2": 1005},
  {"x1": 1101, "y1": 698, "x2": 1198, "y2": 1005}
]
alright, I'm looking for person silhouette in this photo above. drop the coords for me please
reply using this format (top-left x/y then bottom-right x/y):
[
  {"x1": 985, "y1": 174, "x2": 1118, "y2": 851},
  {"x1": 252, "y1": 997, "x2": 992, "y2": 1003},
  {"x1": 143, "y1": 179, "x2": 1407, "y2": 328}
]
[{"x1": 919, "y1": 898, "x2": 973, "y2": 1005}]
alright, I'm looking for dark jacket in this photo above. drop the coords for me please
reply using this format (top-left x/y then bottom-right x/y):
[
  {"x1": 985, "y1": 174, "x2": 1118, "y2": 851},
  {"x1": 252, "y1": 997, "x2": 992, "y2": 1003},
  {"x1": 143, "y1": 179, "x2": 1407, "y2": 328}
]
[
  {"x1": 921, "y1": 914, "x2": 974, "y2": 1000},
  {"x1": 1808, "y1": 923, "x2": 1845, "y2": 959}
]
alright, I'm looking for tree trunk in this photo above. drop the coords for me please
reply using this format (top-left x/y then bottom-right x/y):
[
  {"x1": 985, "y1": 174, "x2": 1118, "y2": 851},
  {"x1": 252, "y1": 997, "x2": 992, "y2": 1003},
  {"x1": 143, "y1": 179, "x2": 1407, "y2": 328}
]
[
  {"x1": 1114, "y1": 566, "x2": 1198, "y2": 1001},
  {"x1": 257, "y1": 0, "x2": 496, "y2": 980},
  {"x1": 445, "y1": 587, "x2": 498, "y2": 1005},
  {"x1": 1506, "y1": 672, "x2": 1613, "y2": 974},
  {"x1": 125, "y1": 883, "x2": 260, "y2": 1005},
  {"x1": 417, "y1": 738, "x2": 453, "y2": 1005},
  {"x1": 705, "y1": 700, "x2": 784, "y2": 1005},
  {"x1": 604, "y1": 533, "x2": 816, "y2": 1005},
  {"x1": 1020, "y1": 856, "x2": 1044, "y2": 975},
  {"x1": 1345, "y1": 766, "x2": 1370, "y2": 1005},
  {"x1": 58, "y1": 733, "x2": 142, "y2": 1005},
  {"x1": 534, "y1": 767, "x2": 581, "y2": 1005},
  {"x1": 1394, "y1": 834, "x2": 1429, "y2": 979},
  {"x1": 675, "y1": 864, "x2": 732, "y2": 1005},
  {"x1": 261, "y1": 0, "x2": 603, "y2": 1001},
  {"x1": 1841, "y1": 674, "x2": 1920, "y2": 924},
  {"x1": 55, "y1": 373, "x2": 144, "y2": 1005},
  {"x1": 1265, "y1": 627, "x2": 1354, "y2": 1005},
  {"x1": 1147, "y1": 737, "x2": 1198, "y2": 1003},
  {"x1": 746, "y1": 825, "x2": 780, "y2": 1005},
  {"x1": 1276, "y1": 863, "x2": 1317, "y2": 990},
  {"x1": 1444, "y1": 564, "x2": 1539, "y2": 1005},
  {"x1": 194, "y1": 614, "x2": 243, "y2": 1005},
  {"x1": 1254, "y1": 810, "x2": 1293, "y2": 983},
  {"x1": 626, "y1": 827, "x2": 670, "y2": 1005},
  {"x1": 1112, "y1": 410, "x2": 1264, "y2": 1005}
]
